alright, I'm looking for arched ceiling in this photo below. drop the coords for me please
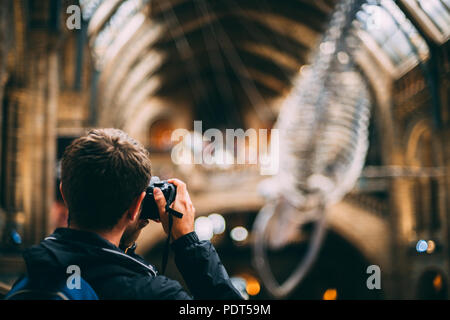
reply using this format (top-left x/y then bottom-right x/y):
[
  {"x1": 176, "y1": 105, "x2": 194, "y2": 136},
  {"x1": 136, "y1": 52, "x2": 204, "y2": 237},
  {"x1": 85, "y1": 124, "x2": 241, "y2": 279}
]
[
  {"x1": 81, "y1": 0, "x2": 449, "y2": 130},
  {"x1": 82, "y1": 0, "x2": 338, "y2": 129}
]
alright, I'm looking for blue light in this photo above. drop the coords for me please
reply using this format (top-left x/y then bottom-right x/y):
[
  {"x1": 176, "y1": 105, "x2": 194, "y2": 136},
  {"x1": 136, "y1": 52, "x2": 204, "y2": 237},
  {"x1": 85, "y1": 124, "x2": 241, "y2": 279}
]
[
  {"x1": 416, "y1": 240, "x2": 428, "y2": 253},
  {"x1": 10, "y1": 230, "x2": 22, "y2": 245}
]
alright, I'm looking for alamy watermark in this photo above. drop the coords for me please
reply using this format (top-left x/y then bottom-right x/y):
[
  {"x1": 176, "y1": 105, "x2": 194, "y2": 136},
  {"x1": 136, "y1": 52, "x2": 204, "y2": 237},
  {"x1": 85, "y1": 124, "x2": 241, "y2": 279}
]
[
  {"x1": 66, "y1": 264, "x2": 81, "y2": 289},
  {"x1": 170, "y1": 121, "x2": 279, "y2": 175},
  {"x1": 66, "y1": 5, "x2": 82, "y2": 30},
  {"x1": 366, "y1": 265, "x2": 381, "y2": 290}
]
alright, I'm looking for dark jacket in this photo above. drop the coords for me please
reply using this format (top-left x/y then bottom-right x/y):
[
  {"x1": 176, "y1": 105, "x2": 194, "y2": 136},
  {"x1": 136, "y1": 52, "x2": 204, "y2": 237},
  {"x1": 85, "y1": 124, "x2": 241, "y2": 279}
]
[{"x1": 22, "y1": 228, "x2": 243, "y2": 300}]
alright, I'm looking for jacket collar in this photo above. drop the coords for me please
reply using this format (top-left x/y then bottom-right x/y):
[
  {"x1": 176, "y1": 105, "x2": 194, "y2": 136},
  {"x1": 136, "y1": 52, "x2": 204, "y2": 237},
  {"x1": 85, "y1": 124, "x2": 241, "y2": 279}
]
[
  {"x1": 49, "y1": 227, "x2": 120, "y2": 252},
  {"x1": 45, "y1": 228, "x2": 157, "y2": 276}
]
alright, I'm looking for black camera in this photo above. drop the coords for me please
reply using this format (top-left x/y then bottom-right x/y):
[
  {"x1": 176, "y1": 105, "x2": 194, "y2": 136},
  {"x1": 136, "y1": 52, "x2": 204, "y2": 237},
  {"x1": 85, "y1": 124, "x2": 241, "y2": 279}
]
[{"x1": 140, "y1": 176, "x2": 177, "y2": 220}]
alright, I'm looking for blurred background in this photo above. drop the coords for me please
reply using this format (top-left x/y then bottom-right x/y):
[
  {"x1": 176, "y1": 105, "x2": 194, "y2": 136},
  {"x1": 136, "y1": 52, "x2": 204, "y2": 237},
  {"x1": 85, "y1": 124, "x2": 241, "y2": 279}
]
[{"x1": 0, "y1": 0, "x2": 449, "y2": 300}]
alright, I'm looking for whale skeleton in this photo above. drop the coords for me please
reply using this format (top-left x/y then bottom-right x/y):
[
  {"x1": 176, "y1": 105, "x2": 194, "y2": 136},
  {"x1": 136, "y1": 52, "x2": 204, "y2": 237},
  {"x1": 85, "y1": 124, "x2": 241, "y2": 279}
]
[{"x1": 252, "y1": 0, "x2": 371, "y2": 299}]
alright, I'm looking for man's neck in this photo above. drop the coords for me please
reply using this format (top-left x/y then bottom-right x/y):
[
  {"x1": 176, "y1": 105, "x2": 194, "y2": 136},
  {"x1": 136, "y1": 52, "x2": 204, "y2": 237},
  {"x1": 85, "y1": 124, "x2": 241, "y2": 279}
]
[
  {"x1": 69, "y1": 224, "x2": 123, "y2": 248},
  {"x1": 94, "y1": 230, "x2": 122, "y2": 248}
]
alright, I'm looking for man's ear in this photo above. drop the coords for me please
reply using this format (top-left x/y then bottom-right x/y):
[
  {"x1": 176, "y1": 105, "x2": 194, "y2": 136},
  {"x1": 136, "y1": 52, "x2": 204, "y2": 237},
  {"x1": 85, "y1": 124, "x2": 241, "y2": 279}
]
[
  {"x1": 127, "y1": 191, "x2": 146, "y2": 222},
  {"x1": 59, "y1": 182, "x2": 68, "y2": 207}
]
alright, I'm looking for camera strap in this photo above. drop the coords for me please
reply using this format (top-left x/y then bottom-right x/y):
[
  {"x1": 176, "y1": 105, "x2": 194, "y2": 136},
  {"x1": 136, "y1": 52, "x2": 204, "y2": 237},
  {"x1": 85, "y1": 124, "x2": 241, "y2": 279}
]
[{"x1": 161, "y1": 204, "x2": 183, "y2": 275}]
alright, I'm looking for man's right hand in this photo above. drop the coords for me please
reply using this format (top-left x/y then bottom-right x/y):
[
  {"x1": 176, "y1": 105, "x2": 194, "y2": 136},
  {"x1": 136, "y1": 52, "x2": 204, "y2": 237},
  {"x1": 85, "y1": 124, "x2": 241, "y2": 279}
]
[{"x1": 153, "y1": 179, "x2": 195, "y2": 240}]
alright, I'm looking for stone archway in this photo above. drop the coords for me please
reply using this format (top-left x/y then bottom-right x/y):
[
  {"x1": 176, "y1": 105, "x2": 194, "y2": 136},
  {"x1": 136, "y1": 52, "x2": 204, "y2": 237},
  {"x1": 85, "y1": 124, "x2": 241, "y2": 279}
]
[{"x1": 404, "y1": 118, "x2": 446, "y2": 240}]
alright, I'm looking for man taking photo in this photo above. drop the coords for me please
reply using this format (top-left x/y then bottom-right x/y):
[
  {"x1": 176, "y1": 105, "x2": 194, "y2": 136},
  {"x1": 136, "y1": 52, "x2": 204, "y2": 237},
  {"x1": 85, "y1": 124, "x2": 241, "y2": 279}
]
[{"x1": 17, "y1": 128, "x2": 242, "y2": 300}]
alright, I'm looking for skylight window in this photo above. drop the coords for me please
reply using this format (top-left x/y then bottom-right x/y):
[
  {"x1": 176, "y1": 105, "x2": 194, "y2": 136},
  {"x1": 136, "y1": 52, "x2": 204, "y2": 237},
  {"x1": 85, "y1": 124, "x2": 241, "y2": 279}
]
[
  {"x1": 356, "y1": 0, "x2": 429, "y2": 70},
  {"x1": 416, "y1": 0, "x2": 450, "y2": 35}
]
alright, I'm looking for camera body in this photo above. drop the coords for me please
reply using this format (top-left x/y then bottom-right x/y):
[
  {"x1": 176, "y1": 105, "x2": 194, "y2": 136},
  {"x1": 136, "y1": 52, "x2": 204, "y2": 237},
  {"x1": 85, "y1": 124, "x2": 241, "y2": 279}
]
[{"x1": 140, "y1": 176, "x2": 177, "y2": 220}]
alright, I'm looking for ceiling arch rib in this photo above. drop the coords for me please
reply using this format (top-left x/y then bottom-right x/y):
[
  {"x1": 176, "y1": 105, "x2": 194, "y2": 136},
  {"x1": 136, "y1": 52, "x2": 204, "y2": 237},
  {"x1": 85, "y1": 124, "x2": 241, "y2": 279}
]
[
  {"x1": 115, "y1": 52, "x2": 166, "y2": 111},
  {"x1": 100, "y1": 51, "x2": 165, "y2": 125},
  {"x1": 97, "y1": 17, "x2": 153, "y2": 122},
  {"x1": 115, "y1": 78, "x2": 162, "y2": 127},
  {"x1": 300, "y1": 0, "x2": 335, "y2": 14},
  {"x1": 99, "y1": 23, "x2": 163, "y2": 114},
  {"x1": 235, "y1": 10, "x2": 320, "y2": 50},
  {"x1": 87, "y1": 0, "x2": 123, "y2": 37},
  {"x1": 100, "y1": 21, "x2": 162, "y2": 81},
  {"x1": 99, "y1": 22, "x2": 153, "y2": 98},
  {"x1": 240, "y1": 42, "x2": 302, "y2": 71},
  {"x1": 100, "y1": 12, "x2": 147, "y2": 68},
  {"x1": 154, "y1": 34, "x2": 305, "y2": 76}
]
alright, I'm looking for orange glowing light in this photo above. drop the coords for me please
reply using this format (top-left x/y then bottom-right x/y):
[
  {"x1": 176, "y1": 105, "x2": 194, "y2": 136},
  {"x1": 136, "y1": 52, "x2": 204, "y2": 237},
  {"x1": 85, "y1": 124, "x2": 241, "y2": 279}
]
[
  {"x1": 323, "y1": 288, "x2": 338, "y2": 300},
  {"x1": 246, "y1": 279, "x2": 261, "y2": 296},
  {"x1": 426, "y1": 240, "x2": 435, "y2": 254},
  {"x1": 433, "y1": 274, "x2": 443, "y2": 291}
]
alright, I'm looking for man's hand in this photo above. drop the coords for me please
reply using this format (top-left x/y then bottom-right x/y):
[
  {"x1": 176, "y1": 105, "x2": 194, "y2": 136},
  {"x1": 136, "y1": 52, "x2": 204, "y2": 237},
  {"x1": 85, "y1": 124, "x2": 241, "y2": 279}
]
[{"x1": 154, "y1": 179, "x2": 195, "y2": 240}]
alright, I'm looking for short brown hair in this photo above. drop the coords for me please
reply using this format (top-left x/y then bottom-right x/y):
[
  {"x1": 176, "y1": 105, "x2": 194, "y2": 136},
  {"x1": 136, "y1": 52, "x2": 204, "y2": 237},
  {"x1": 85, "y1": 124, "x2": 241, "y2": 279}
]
[{"x1": 61, "y1": 128, "x2": 152, "y2": 230}]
